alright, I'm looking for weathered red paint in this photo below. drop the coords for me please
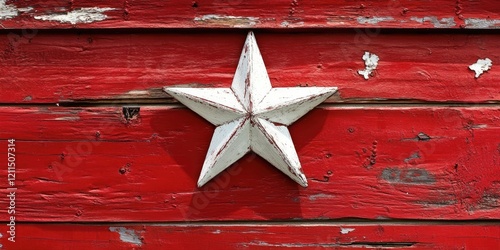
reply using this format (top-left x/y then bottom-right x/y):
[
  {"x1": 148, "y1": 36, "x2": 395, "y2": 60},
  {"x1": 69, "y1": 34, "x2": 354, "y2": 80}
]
[
  {"x1": 0, "y1": 107, "x2": 498, "y2": 222},
  {"x1": 3, "y1": 223, "x2": 499, "y2": 249},
  {"x1": 0, "y1": 31, "x2": 498, "y2": 104},
  {"x1": 0, "y1": 0, "x2": 499, "y2": 29},
  {"x1": 0, "y1": 1, "x2": 498, "y2": 248}
]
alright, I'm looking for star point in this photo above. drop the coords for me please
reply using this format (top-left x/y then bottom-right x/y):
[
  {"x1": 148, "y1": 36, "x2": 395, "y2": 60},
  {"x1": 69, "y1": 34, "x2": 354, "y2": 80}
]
[{"x1": 164, "y1": 32, "x2": 337, "y2": 187}]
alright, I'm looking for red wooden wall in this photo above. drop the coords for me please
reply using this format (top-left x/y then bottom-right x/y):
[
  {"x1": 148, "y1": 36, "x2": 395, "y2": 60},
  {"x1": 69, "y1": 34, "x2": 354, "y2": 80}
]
[{"x1": 0, "y1": 0, "x2": 499, "y2": 249}]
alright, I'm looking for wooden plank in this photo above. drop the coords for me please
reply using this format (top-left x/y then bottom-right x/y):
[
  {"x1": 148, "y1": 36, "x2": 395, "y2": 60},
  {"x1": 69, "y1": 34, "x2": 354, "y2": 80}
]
[
  {"x1": 0, "y1": 0, "x2": 499, "y2": 29},
  {"x1": 3, "y1": 223, "x2": 499, "y2": 249},
  {"x1": 0, "y1": 31, "x2": 499, "y2": 104},
  {"x1": 1, "y1": 106, "x2": 499, "y2": 221},
  {"x1": 460, "y1": 0, "x2": 500, "y2": 29}
]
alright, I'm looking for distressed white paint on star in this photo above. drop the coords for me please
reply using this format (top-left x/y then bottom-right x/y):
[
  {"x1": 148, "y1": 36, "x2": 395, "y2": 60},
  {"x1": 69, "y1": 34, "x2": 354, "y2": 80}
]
[
  {"x1": 34, "y1": 7, "x2": 115, "y2": 24},
  {"x1": 469, "y1": 58, "x2": 492, "y2": 78},
  {"x1": 164, "y1": 32, "x2": 337, "y2": 187},
  {"x1": 358, "y1": 51, "x2": 379, "y2": 80}
]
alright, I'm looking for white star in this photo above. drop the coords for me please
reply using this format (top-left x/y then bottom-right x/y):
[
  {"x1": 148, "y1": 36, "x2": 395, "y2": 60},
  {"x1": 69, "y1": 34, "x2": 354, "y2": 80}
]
[{"x1": 164, "y1": 32, "x2": 337, "y2": 187}]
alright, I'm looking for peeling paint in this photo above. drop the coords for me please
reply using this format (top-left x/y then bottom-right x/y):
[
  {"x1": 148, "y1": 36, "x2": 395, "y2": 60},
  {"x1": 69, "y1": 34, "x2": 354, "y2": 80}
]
[
  {"x1": 17, "y1": 7, "x2": 33, "y2": 12},
  {"x1": 357, "y1": 52, "x2": 379, "y2": 80},
  {"x1": 381, "y1": 168, "x2": 435, "y2": 184},
  {"x1": 54, "y1": 116, "x2": 80, "y2": 121},
  {"x1": 0, "y1": 0, "x2": 32, "y2": 20},
  {"x1": 340, "y1": 227, "x2": 355, "y2": 234},
  {"x1": 34, "y1": 7, "x2": 115, "y2": 24},
  {"x1": 476, "y1": 193, "x2": 500, "y2": 210},
  {"x1": 469, "y1": 58, "x2": 492, "y2": 78},
  {"x1": 416, "y1": 199, "x2": 457, "y2": 207},
  {"x1": 309, "y1": 193, "x2": 335, "y2": 201},
  {"x1": 465, "y1": 18, "x2": 500, "y2": 29},
  {"x1": 404, "y1": 152, "x2": 421, "y2": 163},
  {"x1": 0, "y1": 0, "x2": 18, "y2": 20},
  {"x1": 471, "y1": 124, "x2": 488, "y2": 129},
  {"x1": 280, "y1": 20, "x2": 304, "y2": 27},
  {"x1": 357, "y1": 16, "x2": 394, "y2": 24},
  {"x1": 410, "y1": 16, "x2": 456, "y2": 28},
  {"x1": 109, "y1": 227, "x2": 143, "y2": 246},
  {"x1": 194, "y1": 14, "x2": 259, "y2": 27},
  {"x1": 126, "y1": 90, "x2": 149, "y2": 96}
]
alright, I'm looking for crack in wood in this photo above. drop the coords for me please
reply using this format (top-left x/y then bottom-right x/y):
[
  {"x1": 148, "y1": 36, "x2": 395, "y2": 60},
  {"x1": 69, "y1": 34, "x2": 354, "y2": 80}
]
[{"x1": 243, "y1": 240, "x2": 417, "y2": 248}]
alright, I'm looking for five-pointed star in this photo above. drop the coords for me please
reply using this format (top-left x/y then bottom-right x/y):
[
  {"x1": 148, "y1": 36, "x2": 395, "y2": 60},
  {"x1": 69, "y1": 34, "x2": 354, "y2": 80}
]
[{"x1": 164, "y1": 32, "x2": 337, "y2": 187}]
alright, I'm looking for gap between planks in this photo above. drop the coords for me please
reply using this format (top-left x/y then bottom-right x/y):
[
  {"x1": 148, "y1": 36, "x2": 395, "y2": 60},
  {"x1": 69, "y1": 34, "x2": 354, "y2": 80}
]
[
  {"x1": 4, "y1": 219, "x2": 500, "y2": 226},
  {"x1": 0, "y1": 101, "x2": 499, "y2": 108}
]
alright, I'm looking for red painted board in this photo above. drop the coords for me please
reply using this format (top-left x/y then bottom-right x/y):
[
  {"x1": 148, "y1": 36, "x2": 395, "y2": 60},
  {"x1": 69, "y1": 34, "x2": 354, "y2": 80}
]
[
  {"x1": 0, "y1": 31, "x2": 499, "y2": 104},
  {"x1": 0, "y1": 106, "x2": 499, "y2": 222},
  {"x1": 2, "y1": 223, "x2": 499, "y2": 249},
  {"x1": 460, "y1": 0, "x2": 500, "y2": 29},
  {"x1": 0, "y1": 0, "x2": 499, "y2": 29}
]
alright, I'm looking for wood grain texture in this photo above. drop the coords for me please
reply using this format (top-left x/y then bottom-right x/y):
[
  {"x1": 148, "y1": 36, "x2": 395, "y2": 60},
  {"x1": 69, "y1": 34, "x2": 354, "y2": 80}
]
[
  {"x1": 1, "y1": 106, "x2": 498, "y2": 222},
  {"x1": 2, "y1": 223, "x2": 499, "y2": 249},
  {"x1": 0, "y1": 31, "x2": 499, "y2": 104},
  {"x1": 0, "y1": 0, "x2": 497, "y2": 247},
  {"x1": 0, "y1": 0, "x2": 499, "y2": 29}
]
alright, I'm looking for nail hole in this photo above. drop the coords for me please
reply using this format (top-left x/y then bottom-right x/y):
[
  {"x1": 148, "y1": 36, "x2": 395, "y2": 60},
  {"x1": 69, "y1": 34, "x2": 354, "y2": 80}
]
[{"x1": 123, "y1": 107, "x2": 140, "y2": 120}]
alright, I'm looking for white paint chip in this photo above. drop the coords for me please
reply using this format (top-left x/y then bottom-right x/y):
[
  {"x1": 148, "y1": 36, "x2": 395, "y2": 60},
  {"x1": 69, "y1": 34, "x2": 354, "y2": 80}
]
[
  {"x1": 127, "y1": 90, "x2": 149, "y2": 95},
  {"x1": 357, "y1": 16, "x2": 394, "y2": 24},
  {"x1": 308, "y1": 193, "x2": 335, "y2": 201},
  {"x1": 358, "y1": 51, "x2": 379, "y2": 80},
  {"x1": 410, "y1": 16, "x2": 456, "y2": 28},
  {"x1": 17, "y1": 7, "x2": 33, "y2": 12},
  {"x1": 34, "y1": 7, "x2": 115, "y2": 24},
  {"x1": 280, "y1": 20, "x2": 304, "y2": 27},
  {"x1": 109, "y1": 227, "x2": 143, "y2": 246},
  {"x1": 465, "y1": 18, "x2": 500, "y2": 29},
  {"x1": 0, "y1": 0, "x2": 19, "y2": 20},
  {"x1": 340, "y1": 227, "x2": 355, "y2": 234},
  {"x1": 0, "y1": 0, "x2": 32, "y2": 20},
  {"x1": 54, "y1": 116, "x2": 80, "y2": 121},
  {"x1": 194, "y1": 14, "x2": 259, "y2": 27},
  {"x1": 469, "y1": 58, "x2": 492, "y2": 78}
]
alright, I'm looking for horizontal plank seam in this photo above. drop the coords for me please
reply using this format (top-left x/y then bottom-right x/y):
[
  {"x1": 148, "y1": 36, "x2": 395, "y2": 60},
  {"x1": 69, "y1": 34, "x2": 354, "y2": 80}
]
[
  {"x1": 5, "y1": 219, "x2": 500, "y2": 226},
  {"x1": 0, "y1": 27, "x2": 499, "y2": 32},
  {"x1": 0, "y1": 103, "x2": 499, "y2": 108}
]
